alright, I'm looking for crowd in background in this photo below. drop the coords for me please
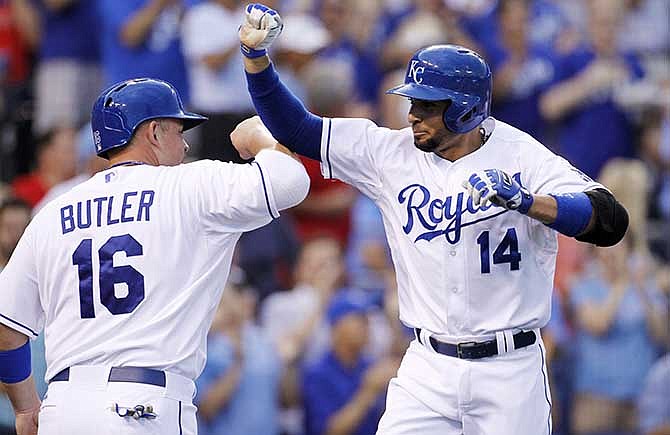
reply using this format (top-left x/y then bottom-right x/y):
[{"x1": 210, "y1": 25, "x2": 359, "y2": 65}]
[{"x1": 0, "y1": 0, "x2": 668, "y2": 434}]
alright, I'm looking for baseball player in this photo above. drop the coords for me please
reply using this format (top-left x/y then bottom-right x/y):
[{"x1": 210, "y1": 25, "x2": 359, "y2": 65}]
[
  {"x1": 236, "y1": 4, "x2": 629, "y2": 434},
  {"x1": 0, "y1": 78, "x2": 309, "y2": 435}
]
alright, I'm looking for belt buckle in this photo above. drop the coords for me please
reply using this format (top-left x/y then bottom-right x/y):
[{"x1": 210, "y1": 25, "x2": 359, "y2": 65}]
[{"x1": 456, "y1": 341, "x2": 477, "y2": 359}]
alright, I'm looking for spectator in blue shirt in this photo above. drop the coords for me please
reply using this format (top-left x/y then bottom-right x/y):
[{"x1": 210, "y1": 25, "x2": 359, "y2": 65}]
[
  {"x1": 486, "y1": 0, "x2": 556, "y2": 142},
  {"x1": 195, "y1": 281, "x2": 281, "y2": 435},
  {"x1": 540, "y1": 0, "x2": 645, "y2": 179},
  {"x1": 569, "y1": 235, "x2": 667, "y2": 435},
  {"x1": 33, "y1": 0, "x2": 101, "y2": 133},
  {"x1": 346, "y1": 194, "x2": 392, "y2": 293},
  {"x1": 301, "y1": 290, "x2": 399, "y2": 435},
  {"x1": 97, "y1": 0, "x2": 190, "y2": 102},
  {"x1": 637, "y1": 353, "x2": 670, "y2": 435}
]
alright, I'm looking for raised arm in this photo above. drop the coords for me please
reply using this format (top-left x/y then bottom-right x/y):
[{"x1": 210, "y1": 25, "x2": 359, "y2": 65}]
[
  {"x1": 231, "y1": 116, "x2": 310, "y2": 212},
  {"x1": 238, "y1": 3, "x2": 323, "y2": 161}
]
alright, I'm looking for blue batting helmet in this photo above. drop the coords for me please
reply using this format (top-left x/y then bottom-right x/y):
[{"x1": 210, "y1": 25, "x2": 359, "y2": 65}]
[
  {"x1": 91, "y1": 78, "x2": 207, "y2": 158},
  {"x1": 386, "y1": 45, "x2": 492, "y2": 134}
]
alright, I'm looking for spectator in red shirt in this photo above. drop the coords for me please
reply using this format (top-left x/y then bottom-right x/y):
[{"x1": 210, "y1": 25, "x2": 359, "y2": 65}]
[{"x1": 11, "y1": 126, "x2": 77, "y2": 207}]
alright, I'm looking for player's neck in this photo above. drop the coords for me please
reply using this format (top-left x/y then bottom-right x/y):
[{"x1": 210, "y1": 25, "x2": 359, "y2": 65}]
[
  {"x1": 434, "y1": 128, "x2": 484, "y2": 162},
  {"x1": 108, "y1": 148, "x2": 159, "y2": 167}
]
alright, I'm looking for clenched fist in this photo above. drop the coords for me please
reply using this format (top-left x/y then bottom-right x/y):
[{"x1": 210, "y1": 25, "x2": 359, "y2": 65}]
[{"x1": 239, "y1": 3, "x2": 283, "y2": 58}]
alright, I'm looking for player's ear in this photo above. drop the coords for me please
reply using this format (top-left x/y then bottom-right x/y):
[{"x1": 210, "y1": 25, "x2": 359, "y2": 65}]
[{"x1": 147, "y1": 120, "x2": 161, "y2": 146}]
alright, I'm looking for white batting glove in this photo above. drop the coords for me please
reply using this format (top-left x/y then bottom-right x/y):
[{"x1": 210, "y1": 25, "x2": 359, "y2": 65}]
[{"x1": 239, "y1": 3, "x2": 283, "y2": 58}]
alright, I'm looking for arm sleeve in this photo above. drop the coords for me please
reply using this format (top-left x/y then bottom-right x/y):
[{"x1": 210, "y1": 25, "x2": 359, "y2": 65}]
[
  {"x1": 190, "y1": 153, "x2": 308, "y2": 233},
  {"x1": 245, "y1": 64, "x2": 323, "y2": 160},
  {"x1": 0, "y1": 224, "x2": 43, "y2": 338},
  {"x1": 529, "y1": 152, "x2": 604, "y2": 196},
  {"x1": 253, "y1": 149, "x2": 310, "y2": 211}
]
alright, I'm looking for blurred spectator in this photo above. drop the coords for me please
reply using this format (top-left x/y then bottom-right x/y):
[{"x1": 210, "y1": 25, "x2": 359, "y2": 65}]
[
  {"x1": 196, "y1": 281, "x2": 281, "y2": 435},
  {"x1": 235, "y1": 216, "x2": 301, "y2": 301},
  {"x1": 0, "y1": 195, "x2": 45, "y2": 435},
  {"x1": 261, "y1": 236, "x2": 344, "y2": 367},
  {"x1": 637, "y1": 109, "x2": 670, "y2": 262},
  {"x1": 540, "y1": 0, "x2": 645, "y2": 178},
  {"x1": 618, "y1": 0, "x2": 670, "y2": 57},
  {"x1": 569, "y1": 236, "x2": 668, "y2": 435},
  {"x1": 261, "y1": 236, "x2": 344, "y2": 435},
  {"x1": 378, "y1": 0, "x2": 450, "y2": 73},
  {"x1": 637, "y1": 354, "x2": 670, "y2": 435},
  {"x1": 97, "y1": 0, "x2": 190, "y2": 100},
  {"x1": 486, "y1": 0, "x2": 556, "y2": 142},
  {"x1": 598, "y1": 158, "x2": 651, "y2": 253},
  {"x1": 301, "y1": 290, "x2": 399, "y2": 435},
  {"x1": 346, "y1": 194, "x2": 392, "y2": 292},
  {"x1": 31, "y1": 122, "x2": 107, "y2": 214},
  {"x1": 10, "y1": 125, "x2": 77, "y2": 207},
  {"x1": 0, "y1": 0, "x2": 38, "y2": 180},
  {"x1": 32, "y1": 0, "x2": 101, "y2": 134},
  {"x1": 315, "y1": 0, "x2": 380, "y2": 111},
  {"x1": 182, "y1": 0, "x2": 255, "y2": 162},
  {"x1": 542, "y1": 290, "x2": 573, "y2": 435},
  {"x1": 0, "y1": 196, "x2": 29, "y2": 271},
  {"x1": 272, "y1": 12, "x2": 331, "y2": 102},
  {"x1": 290, "y1": 60, "x2": 357, "y2": 246}
]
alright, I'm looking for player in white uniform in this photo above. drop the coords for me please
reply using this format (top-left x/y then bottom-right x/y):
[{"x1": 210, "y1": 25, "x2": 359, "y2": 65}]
[
  {"x1": 0, "y1": 78, "x2": 310, "y2": 435},
  {"x1": 236, "y1": 4, "x2": 629, "y2": 434}
]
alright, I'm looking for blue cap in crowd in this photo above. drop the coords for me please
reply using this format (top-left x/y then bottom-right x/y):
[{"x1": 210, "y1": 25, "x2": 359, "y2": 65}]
[{"x1": 326, "y1": 290, "x2": 372, "y2": 326}]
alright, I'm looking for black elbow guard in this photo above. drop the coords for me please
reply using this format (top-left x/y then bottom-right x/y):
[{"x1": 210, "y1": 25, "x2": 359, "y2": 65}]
[{"x1": 576, "y1": 188, "x2": 629, "y2": 247}]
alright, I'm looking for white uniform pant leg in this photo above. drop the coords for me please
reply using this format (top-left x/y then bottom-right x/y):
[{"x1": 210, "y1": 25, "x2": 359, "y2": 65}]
[
  {"x1": 377, "y1": 337, "x2": 553, "y2": 435},
  {"x1": 377, "y1": 378, "x2": 462, "y2": 435},
  {"x1": 37, "y1": 367, "x2": 197, "y2": 435},
  {"x1": 462, "y1": 339, "x2": 553, "y2": 435},
  {"x1": 376, "y1": 339, "x2": 464, "y2": 435}
]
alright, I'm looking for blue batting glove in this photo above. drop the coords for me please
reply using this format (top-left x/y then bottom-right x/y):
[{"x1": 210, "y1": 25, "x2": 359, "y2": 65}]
[{"x1": 462, "y1": 169, "x2": 534, "y2": 214}]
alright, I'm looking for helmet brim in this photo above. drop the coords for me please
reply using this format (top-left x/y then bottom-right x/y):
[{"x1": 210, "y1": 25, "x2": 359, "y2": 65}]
[
  {"x1": 385, "y1": 83, "x2": 455, "y2": 101},
  {"x1": 180, "y1": 112, "x2": 208, "y2": 131}
]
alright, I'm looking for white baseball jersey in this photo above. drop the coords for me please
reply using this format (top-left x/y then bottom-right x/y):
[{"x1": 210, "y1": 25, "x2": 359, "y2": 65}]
[
  {"x1": 0, "y1": 159, "x2": 283, "y2": 383},
  {"x1": 320, "y1": 117, "x2": 602, "y2": 339}
]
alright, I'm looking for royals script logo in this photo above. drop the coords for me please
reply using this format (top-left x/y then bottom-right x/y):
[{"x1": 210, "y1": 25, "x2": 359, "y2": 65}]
[
  {"x1": 397, "y1": 173, "x2": 523, "y2": 244},
  {"x1": 408, "y1": 60, "x2": 425, "y2": 84}
]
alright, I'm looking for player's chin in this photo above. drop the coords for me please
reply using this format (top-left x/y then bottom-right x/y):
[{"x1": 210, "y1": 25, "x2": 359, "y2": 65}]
[{"x1": 413, "y1": 137, "x2": 438, "y2": 153}]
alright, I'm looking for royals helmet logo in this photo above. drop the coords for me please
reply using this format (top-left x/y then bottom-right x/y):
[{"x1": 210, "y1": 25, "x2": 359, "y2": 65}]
[{"x1": 408, "y1": 60, "x2": 425, "y2": 84}]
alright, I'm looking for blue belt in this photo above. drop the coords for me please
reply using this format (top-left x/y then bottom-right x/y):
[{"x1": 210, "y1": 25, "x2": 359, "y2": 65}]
[
  {"x1": 414, "y1": 328, "x2": 536, "y2": 359},
  {"x1": 50, "y1": 366, "x2": 166, "y2": 387}
]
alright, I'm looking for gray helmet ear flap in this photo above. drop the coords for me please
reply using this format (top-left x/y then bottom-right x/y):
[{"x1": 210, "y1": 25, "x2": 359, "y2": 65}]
[
  {"x1": 91, "y1": 78, "x2": 208, "y2": 159},
  {"x1": 386, "y1": 44, "x2": 492, "y2": 133}
]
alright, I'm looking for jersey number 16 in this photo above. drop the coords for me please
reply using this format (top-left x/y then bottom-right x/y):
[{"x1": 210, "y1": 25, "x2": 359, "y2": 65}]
[{"x1": 72, "y1": 234, "x2": 145, "y2": 319}]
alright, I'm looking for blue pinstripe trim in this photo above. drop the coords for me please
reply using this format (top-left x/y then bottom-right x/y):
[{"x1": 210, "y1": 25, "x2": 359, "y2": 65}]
[
  {"x1": 325, "y1": 119, "x2": 333, "y2": 179},
  {"x1": 538, "y1": 343, "x2": 553, "y2": 435},
  {"x1": 0, "y1": 313, "x2": 38, "y2": 337},
  {"x1": 252, "y1": 161, "x2": 277, "y2": 219},
  {"x1": 178, "y1": 400, "x2": 182, "y2": 435}
]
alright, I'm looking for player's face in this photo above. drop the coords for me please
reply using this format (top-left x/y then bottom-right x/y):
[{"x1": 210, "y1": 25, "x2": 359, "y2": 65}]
[
  {"x1": 154, "y1": 119, "x2": 189, "y2": 166},
  {"x1": 407, "y1": 99, "x2": 456, "y2": 153}
]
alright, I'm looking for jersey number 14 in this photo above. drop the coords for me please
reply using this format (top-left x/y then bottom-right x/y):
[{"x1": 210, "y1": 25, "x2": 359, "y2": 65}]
[
  {"x1": 72, "y1": 234, "x2": 145, "y2": 318},
  {"x1": 476, "y1": 228, "x2": 521, "y2": 274}
]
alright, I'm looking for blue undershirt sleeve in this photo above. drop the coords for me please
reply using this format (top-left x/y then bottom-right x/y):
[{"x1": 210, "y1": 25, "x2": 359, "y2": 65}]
[{"x1": 245, "y1": 64, "x2": 323, "y2": 161}]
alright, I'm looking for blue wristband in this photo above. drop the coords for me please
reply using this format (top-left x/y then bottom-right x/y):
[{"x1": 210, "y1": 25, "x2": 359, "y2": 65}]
[
  {"x1": 241, "y1": 44, "x2": 267, "y2": 59},
  {"x1": 0, "y1": 340, "x2": 31, "y2": 384},
  {"x1": 547, "y1": 192, "x2": 593, "y2": 237}
]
